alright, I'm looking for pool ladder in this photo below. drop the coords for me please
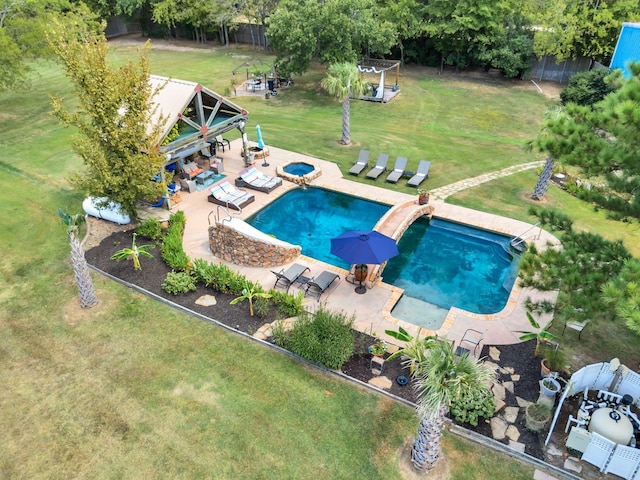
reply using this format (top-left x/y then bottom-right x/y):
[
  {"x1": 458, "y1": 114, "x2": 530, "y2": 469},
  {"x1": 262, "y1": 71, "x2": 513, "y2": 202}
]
[
  {"x1": 510, "y1": 222, "x2": 541, "y2": 253},
  {"x1": 209, "y1": 204, "x2": 241, "y2": 225}
]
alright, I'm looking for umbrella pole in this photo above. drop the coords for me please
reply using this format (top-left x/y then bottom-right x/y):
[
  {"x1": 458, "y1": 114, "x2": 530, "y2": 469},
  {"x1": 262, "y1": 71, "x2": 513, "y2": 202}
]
[{"x1": 355, "y1": 278, "x2": 366, "y2": 294}]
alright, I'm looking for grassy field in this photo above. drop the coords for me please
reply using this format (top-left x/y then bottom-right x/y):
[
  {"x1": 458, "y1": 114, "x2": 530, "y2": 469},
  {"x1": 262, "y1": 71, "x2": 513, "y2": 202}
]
[{"x1": 1, "y1": 39, "x2": 634, "y2": 478}]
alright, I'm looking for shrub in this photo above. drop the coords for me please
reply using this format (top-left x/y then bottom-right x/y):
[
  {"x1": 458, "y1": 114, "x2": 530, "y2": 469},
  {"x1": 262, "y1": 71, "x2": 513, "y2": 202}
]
[
  {"x1": 162, "y1": 271, "x2": 196, "y2": 295},
  {"x1": 253, "y1": 296, "x2": 270, "y2": 319},
  {"x1": 210, "y1": 263, "x2": 234, "y2": 293},
  {"x1": 191, "y1": 258, "x2": 217, "y2": 287},
  {"x1": 450, "y1": 389, "x2": 496, "y2": 427},
  {"x1": 135, "y1": 218, "x2": 164, "y2": 241},
  {"x1": 560, "y1": 68, "x2": 616, "y2": 106},
  {"x1": 270, "y1": 289, "x2": 305, "y2": 317},
  {"x1": 161, "y1": 212, "x2": 190, "y2": 271},
  {"x1": 277, "y1": 307, "x2": 355, "y2": 369}
]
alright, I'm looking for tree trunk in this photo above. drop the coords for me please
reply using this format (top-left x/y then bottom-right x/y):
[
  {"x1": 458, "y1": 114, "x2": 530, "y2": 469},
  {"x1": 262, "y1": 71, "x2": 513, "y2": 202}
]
[
  {"x1": 532, "y1": 155, "x2": 555, "y2": 200},
  {"x1": 411, "y1": 406, "x2": 446, "y2": 471},
  {"x1": 341, "y1": 97, "x2": 351, "y2": 145},
  {"x1": 69, "y1": 232, "x2": 98, "y2": 308}
]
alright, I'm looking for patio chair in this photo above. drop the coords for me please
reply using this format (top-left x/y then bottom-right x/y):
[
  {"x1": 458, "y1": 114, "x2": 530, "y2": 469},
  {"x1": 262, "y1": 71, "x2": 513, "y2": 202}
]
[
  {"x1": 348, "y1": 149, "x2": 370, "y2": 175},
  {"x1": 207, "y1": 181, "x2": 255, "y2": 211},
  {"x1": 581, "y1": 432, "x2": 615, "y2": 472},
  {"x1": 180, "y1": 161, "x2": 204, "y2": 180},
  {"x1": 604, "y1": 444, "x2": 640, "y2": 479},
  {"x1": 304, "y1": 271, "x2": 340, "y2": 301},
  {"x1": 407, "y1": 160, "x2": 431, "y2": 187},
  {"x1": 366, "y1": 153, "x2": 389, "y2": 179},
  {"x1": 234, "y1": 166, "x2": 282, "y2": 193},
  {"x1": 562, "y1": 319, "x2": 589, "y2": 340},
  {"x1": 385, "y1": 157, "x2": 408, "y2": 183},
  {"x1": 455, "y1": 329, "x2": 483, "y2": 357},
  {"x1": 271, "y1": 263, "x2": 310, "y2": 292},
  {"x1": 214, "y1": 135, "x2": 231, "y2": 152}
]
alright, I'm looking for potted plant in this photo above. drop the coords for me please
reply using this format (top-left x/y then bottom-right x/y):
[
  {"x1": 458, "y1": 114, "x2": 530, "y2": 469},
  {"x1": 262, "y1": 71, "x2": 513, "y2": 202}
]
[
  {"x1": 515, "y1": 311, "x2": 556, "y2": 357},
  {"x1": 541, "y1": 376, "x2": 562, "y2": 397},
  {"x1": 369, "y1": 335, "x2": 387, "y2": 357},
  {"x1": 417, "y1": 188, "x2": 430, "y2": 205},
  {"x1": 525, "y1": 402, "x2": 552, "y2": 431},
  {"x1": 540, "y1": 343, "x2": 568, "y2": 377},
  {"x1": 354, "y1": 264, "x2": 368, "y2": 282}
]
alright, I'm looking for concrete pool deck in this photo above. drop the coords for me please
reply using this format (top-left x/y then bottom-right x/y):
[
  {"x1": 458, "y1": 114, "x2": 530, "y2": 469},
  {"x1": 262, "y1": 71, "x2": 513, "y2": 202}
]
[{"x1": 174, "y1": 139, "x2": 559, "y2": 350}]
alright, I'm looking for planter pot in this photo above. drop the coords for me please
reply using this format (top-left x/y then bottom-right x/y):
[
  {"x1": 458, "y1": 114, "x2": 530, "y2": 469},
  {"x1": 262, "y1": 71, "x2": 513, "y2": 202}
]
[
  {"x1": 541, "y1": 358, "x2": 554, "y2": 377},
  {"x1": 418, "y1": 194, "x2": 430, "y2": 205},
  {"x1": 354, "y1": 265, "x2": 368, "y2": 282},
  {"x1": 541, "y1": 377, "x2": 561, "y2": 397},
  {"x1": 525, "y1": 403, "x2": 551, "y2": 432}
]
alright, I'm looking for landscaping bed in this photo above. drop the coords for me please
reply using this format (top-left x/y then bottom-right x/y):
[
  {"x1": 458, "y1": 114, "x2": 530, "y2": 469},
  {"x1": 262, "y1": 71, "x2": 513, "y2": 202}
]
[{"x1": 85, "y1": 226, "x2": 545, "y2": 460}]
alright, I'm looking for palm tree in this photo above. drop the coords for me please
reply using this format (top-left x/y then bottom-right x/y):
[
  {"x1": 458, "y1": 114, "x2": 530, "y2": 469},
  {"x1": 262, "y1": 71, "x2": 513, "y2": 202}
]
[
  {"x1": 532, "y1": 154, "x2": 555, "y2": 200},
  {"x1": 411, "y1": 340, "x2": 496, "y2": 472},
  {"x1": 57, "y1": 208, "x2": 99, "y2": 308},
  {"x1": 321, "y1": 62, "x2": 369, "y2": 145}
]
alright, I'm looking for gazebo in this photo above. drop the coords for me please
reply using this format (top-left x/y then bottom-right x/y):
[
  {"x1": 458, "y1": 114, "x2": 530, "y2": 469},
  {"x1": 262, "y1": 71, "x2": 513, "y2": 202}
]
[
  {"x1": 356, "y1": 58, "x2": 401, "y2": 103},
  {"x1": 148, "y1": 75, "x2": 250, "y2": 164}
]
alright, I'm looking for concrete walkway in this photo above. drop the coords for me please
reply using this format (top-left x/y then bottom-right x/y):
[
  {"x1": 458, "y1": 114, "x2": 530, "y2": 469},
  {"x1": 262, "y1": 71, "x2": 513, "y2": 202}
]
[{"x1": 173, "y1": 141, "x2": 558, "y2": 350}]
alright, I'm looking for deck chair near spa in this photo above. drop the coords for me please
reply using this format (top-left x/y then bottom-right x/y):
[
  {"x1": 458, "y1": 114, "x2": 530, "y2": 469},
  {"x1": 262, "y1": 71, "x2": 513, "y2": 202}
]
[
  {"x1": 366, "y1": 153, "x2": 390, "y2": 179},
  {"x1": 234, "y1": 166, "x2": 282, "y2": 193},
  {"x1": 348, "y1": 149, "x2": 370, "y2": 175},
  {"x1": 214, "y1": 135, "x2": 231, "y2": 152},
  {"x1": 385, "y1": 156, "x2": 408, "y2": 183},
  {"x1": 207, "y1": 181, "x2": 255, "y2": 211},
  {"x1": 304, "y1": 271, "x2": 340, "y2": 301},
  {"x1": 407, "y1": 160, "x2": 431, "y2": 187},
  {"x1": 271, "y1": 263, "x2": 310, "y2": 292}
]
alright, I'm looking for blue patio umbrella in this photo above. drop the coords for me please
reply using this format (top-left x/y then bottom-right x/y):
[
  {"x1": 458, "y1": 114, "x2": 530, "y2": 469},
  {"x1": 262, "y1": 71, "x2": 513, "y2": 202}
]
[
  {"x1": 256, "y1": 124, "x2": 265, "y2": 149},
  {"x1": 330, "y1": 230, "x2": 399, "y2": 294}
]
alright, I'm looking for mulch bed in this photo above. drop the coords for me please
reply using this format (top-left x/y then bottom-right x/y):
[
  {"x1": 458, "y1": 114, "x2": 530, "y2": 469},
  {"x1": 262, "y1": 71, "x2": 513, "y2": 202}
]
[{"x1": 85, "y1": 227, "x2": 545, "y2": 460}]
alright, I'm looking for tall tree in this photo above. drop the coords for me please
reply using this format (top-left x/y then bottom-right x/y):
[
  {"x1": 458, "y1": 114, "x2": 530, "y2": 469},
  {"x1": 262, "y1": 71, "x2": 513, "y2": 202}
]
[
  {"x1": 410, "y1": 339, "x2": 496, "y2": 471},
  {"x1": 321, "y1": 63, "x2": 369, "y2": 145},
  {"x1": 0, "y1": 0, "x2": 97, "y2": 90},
  {"x1": 57, "y1": 208, "x2": 99, "y2": 309},
  {"x1": 530, "y1": 0, "x2": 639, "y2": 62},
  {"x1": 531, "y1": 64, "x2": 640, "y2": 219},
  {"x1": 421, "y1": 0, "x2": 514, "y2": 73},
  {"x1": 48, "y1": 20, "x2": 167, "y2": 219},
  {"x1": 379, "y1": 0, "x2": 423, "y2": 65},
  {"x1": 267, "y1": 0, "x2": 396, "y2": 77}
]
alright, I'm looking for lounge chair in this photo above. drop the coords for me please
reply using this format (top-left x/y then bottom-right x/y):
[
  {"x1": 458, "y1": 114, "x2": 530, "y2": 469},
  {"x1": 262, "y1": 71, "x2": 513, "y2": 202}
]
[
  {"x1": 271, "y1": 263, "x2": 310, "y2": 292},
  {"x1": 234, "y1": 166, "x2": 282, "y2": 193},
  {"x1": 207, "y1": 181, "x2": 255, "y2": 211},
  {"x1": 385, "y1": 157, "x2": 408, "y2": 183},
  {"x1": 366, "y1": 153, "x2": 390, "y2": 179},
  {"x1": 304, "y1": 271, "x2": 340, "y2": 301},
  {"x1": 348, "y1": 149, "x2": 370, "y2": 175},
  {"x1": 407, "y1": 160, "x2": 431, "y2": 187}
]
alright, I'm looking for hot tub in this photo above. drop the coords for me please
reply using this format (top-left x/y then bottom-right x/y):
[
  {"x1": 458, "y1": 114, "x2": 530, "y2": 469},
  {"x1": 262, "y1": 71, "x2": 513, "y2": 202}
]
[{"x1": 277, "y1": 160, "x2": 322, "y2": 185}]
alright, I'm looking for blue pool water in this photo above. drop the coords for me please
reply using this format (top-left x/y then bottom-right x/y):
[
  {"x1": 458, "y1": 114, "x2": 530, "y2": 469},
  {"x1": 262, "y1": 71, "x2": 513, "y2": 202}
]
[
  {"x1": 246, "y1": 187, "x2": 389, "y2": 269},
  {"x1": 383, "y1": 218, "x2": 518, "y2": 315},
  {"x1": 283, "y1": 162, "x2": 314, "y2": 176},
  {"x1": 247, "y1": 187, "x2": 518, "y2": 327}
]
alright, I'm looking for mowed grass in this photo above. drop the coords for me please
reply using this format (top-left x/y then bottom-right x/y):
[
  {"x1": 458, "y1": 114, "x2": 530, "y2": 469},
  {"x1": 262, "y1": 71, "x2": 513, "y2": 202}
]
[{"x1": 0, "y1": 41, "x2": 596, "y2": 479}]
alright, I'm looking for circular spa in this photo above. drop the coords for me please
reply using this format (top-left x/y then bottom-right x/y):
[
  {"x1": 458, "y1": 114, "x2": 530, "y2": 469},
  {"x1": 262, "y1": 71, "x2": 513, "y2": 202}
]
[{"x1": 276, "y1": 161, "x2": 322, "y2": 185}]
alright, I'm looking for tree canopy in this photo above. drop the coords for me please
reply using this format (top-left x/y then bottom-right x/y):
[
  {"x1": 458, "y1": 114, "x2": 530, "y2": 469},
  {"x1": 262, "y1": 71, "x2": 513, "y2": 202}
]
[
  {"x1": 532, "y1": 64, "x2": 640, "y2": 221},
  {"x1": 48, "y1": 20, "x2": 167, "y2": 219},
  {"x1": 267, "y1": 0, "x2": 396, "y2": 76}
]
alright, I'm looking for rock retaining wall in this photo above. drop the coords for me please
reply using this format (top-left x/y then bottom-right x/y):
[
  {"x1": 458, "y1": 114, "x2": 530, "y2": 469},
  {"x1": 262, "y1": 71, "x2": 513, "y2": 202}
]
[{"x1": 208, "y1": 223, "x2": 301, "y2": 267}]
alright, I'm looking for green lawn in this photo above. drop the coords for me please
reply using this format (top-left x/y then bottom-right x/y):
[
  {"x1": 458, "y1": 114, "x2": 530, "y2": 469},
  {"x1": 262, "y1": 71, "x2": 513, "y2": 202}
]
[{"x1": 2, "y1": 40, "x2": 635, "y2": 478}]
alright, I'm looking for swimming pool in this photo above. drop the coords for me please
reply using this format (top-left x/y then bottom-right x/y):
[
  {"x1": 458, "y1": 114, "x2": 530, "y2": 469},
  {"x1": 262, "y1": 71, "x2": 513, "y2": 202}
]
[
  {"x1": 245, "y1": 187, "x2": 390, "y2": 269},
  {"x1": 246, "y1": 187, "x2": 518, "y2": 327}
]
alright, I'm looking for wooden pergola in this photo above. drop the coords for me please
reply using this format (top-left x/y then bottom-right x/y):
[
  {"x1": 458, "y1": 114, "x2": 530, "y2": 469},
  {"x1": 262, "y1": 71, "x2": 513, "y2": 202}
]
[{"x1": 356, "y1": 58, "x2": 401, "y2": 103}]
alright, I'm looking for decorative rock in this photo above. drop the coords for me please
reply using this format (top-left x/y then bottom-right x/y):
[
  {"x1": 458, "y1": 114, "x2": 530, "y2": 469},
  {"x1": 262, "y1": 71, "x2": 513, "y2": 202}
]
[
  {"x1": 493, "y1": 383, "x2": 506, "y2": 401},
  {"x1": 196, "y1": 294, "x2": 217, "y2": 306},
  {"x1": 490, "y1": 417, "x2": 508, "y2": 440},
  {"x1": 368, "y1": 376, "x2": 393, "y2": 390},
  {"x1": 494, "y1": 397, "x2": 506, "y2": 413},
  {"x1": 509, "y1": 440, "x2": 525, "y2": 453},
  {"x1": 503, "y1": 381, "x2": 514, "y2": 394},
  {"x1": 546, "y1": 445, "x2": 563, "y2": 457},
  {"x1": 484, "y1": 361, "x2": 499, "y2": 372},
  {"x1": 516, "y1": 396, "x2": 532, "y2": 408},
  {"x1": 563, "y1": 457, "x2": 582, "y2": 474},
  {"x1": 506, "y1": 425, "x2": 521, "y2": 442},
  {"x1": 503, "y1": 366, "x2": 515, "y2": 374},
  {"x1": 253, "y1": 331, "x2": 267, "y2": 340},
  {"x1": 504, "y1": 406, "x2": 519, "y2": 423},
  {"x1": 511, "y1": 374, "x2": 520, "y2": 382},
  {"x1": 489, "y1": 346, "x2": 501, "y2": 361}
]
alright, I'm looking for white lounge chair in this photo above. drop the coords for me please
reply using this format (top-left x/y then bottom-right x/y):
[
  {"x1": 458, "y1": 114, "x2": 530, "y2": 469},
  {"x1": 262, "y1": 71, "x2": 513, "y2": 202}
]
[{"x1": 207, "y1": 181, "x2": 255, "y2": 210}]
